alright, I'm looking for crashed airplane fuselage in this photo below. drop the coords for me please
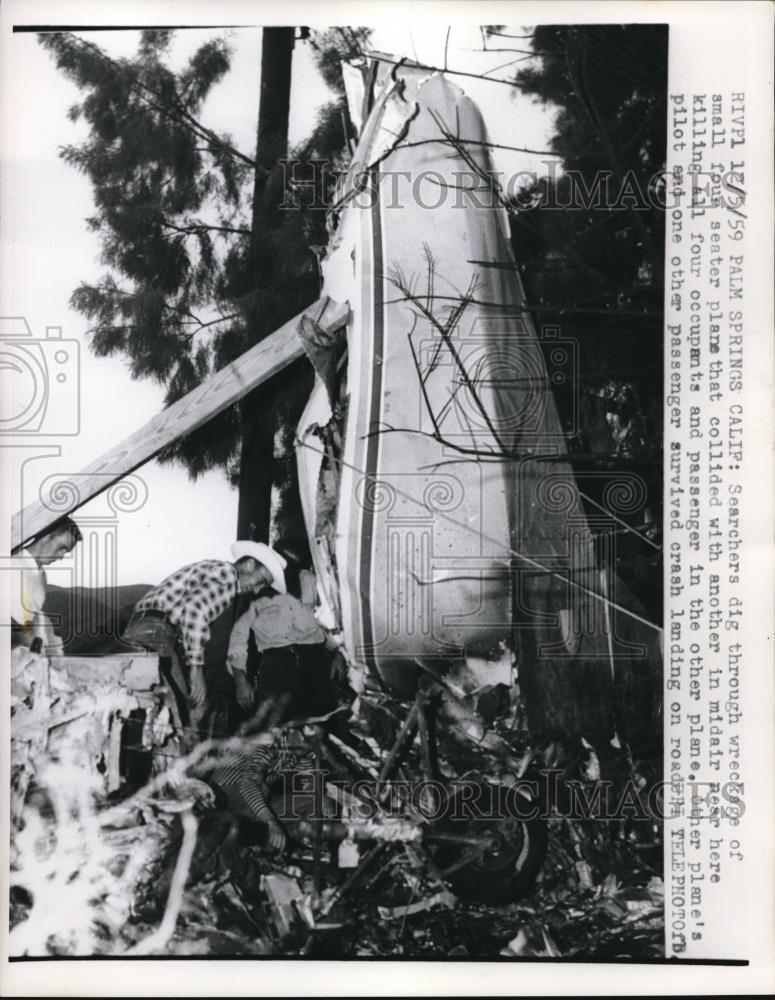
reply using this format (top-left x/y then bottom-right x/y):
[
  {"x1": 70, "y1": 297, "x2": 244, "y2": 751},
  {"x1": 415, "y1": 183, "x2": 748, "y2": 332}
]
[{"x1": 296, "y1": 59, "x2": 662, "y2": 716}]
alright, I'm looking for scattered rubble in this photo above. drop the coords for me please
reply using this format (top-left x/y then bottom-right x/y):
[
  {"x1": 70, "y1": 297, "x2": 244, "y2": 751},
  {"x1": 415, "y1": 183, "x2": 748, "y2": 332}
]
[{"x1": 10, "y1": 649, "x2": 663, "y2": 959}]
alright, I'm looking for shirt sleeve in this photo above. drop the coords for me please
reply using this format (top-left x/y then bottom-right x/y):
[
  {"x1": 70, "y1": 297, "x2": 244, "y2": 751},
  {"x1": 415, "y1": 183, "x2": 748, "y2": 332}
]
[
  {"x1": 176, "y1": 600, "x2": 211, "y2": 672},
  {"x1": 173, "y1": 563, "x2": 236, "y2": 671},
  {"x1": 226, "y1": 606, "x2": 255, "y2": 676},
  {"x1": 238, "y1": 748, "x2": 277, "y2": 822},
  {"x1": 289, "y1": 750, "x2": 316, "y2": 772},
  {"x1": 10, "y1": 554, "x2": 46, "y2": 627},
  {"x1": 236, "y1": 775, "x2": 274, "y2": 822}
]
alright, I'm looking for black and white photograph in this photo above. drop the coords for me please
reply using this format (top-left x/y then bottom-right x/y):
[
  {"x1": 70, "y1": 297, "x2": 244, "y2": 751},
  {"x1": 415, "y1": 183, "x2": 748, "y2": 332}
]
[{"x1": 1, "y1": 1, "x2": 772, "y2": 994}]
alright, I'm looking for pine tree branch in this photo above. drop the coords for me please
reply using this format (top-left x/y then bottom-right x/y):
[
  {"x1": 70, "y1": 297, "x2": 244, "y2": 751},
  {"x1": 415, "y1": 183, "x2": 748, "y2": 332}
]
[
  {"x1": 76, "y1": 280, "x2": 241, "y2": 336},
  {"x1": 62, "y1": 33, "x2": 259, "y2": 171},
  {"x1": 563, "y1": 33, "x2": 663, "y2": 272}
]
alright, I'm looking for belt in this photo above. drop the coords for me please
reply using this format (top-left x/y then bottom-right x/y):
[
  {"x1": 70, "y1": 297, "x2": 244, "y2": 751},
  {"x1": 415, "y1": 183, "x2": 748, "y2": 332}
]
[
  {"x1": 264, "y1": 642, "x2": 324, "y2": 656},
  {"x1": 133, "y1": 608, "x2": 169, "y2": 622}
]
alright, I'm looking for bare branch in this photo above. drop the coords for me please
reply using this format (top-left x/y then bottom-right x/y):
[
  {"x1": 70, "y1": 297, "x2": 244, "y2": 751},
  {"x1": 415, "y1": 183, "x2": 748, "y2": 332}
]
[
  {"x1": 161, "y1": 220, "x2": 252, "y2": 237},
  {"x1": 387, "y1": 264, "x2": 510, "y2": 454},
  {"x1": 359, "y1": 421, "x2": 500, "y2": 459},
  {"x1": 479, "y1": 55, "x2": 537, "y2": 76},
  {"x1": 467, "y1": 46, "x2": 537, "y2": 55},
  {"x1": 387, "y1": 255, "x2": 662, "y2": 555},
  {"x1": 383, "y1": 291, "x2": 661, "y2": 323},
  {"x1": 181, "y1": 312, "x2": 242, "y2": 336},
  {"x1": 364, "y1": 50, "x2": 527, "y2": 89},
  {"x1": 395, "y1": 135, "x2": 559, "y2": 158},
  {"x1": 426, "y1": 108, "x2": 516, "y2": 218},
  {"x1": 125, "y1": 808, "x2": 198, "y2": 956},
  {"x1": 486, "y1": 30, "x2": 537, "y2": 41}
]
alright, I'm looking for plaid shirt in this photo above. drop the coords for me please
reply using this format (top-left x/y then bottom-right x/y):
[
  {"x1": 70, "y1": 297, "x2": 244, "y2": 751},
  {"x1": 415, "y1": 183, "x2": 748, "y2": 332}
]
[
  {"x1": 135, "y1": 560, "x2": 238, "y2": 671},
  {"x1": 208, "y1": 735, "x2": 315, "y2": 822}
]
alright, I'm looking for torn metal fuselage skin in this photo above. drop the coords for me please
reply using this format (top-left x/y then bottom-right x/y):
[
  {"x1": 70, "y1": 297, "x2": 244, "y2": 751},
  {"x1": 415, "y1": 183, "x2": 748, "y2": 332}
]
[
  {"x1": 296, "y1": 58, "x2": 662, "y2": 715},
  {"x1": 10, "y1": 651, "x2": 167, "y2": 824}
]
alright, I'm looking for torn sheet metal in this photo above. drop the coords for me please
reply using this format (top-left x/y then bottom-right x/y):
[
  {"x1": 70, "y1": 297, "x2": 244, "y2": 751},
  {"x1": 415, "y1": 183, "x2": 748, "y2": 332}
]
[
  {"x1": 260, "y1": 873, "x2": 305, "y2": 938},
  {"x1": 296, "y1": 302, "x2": 347, "y2": 405},
  {"x1": 378, "y1": 890, "x2": 457, "y2": 921},
  {"x1": 11, "y1": 651, "x2": 166, "y2": 819},
  {"x1": 341, "y1": 60, "x2": 366, "y2": 137}
]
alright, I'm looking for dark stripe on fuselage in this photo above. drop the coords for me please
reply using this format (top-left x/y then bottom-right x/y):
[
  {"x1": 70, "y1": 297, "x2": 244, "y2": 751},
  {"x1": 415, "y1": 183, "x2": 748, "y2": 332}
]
[{"x1": 358, "y1": 167, "x2": 384, "y2": 673}]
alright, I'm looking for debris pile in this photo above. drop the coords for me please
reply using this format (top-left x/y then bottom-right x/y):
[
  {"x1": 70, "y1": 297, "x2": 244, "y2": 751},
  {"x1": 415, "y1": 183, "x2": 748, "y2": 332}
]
[{"x1": 10, "y1": 649, "x2": 663, "y2": 958}]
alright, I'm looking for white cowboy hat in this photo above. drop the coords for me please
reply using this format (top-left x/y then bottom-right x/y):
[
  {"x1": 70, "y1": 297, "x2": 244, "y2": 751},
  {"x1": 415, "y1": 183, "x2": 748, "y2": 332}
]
[{"x1": 230, "y1": 541, "x2": 287, "y2": 594}]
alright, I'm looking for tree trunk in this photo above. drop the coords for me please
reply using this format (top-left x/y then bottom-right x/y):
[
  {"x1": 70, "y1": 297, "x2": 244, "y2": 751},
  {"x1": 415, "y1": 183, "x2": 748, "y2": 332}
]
[{"x1": 237, "y1": 27, "x2": 296, "y2": 543}]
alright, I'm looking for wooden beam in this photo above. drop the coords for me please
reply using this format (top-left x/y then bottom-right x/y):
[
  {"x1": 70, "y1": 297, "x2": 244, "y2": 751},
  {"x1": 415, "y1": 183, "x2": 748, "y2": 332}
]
[{"x1": 12, "y1": 297, "x2": 349, "y2": 549}]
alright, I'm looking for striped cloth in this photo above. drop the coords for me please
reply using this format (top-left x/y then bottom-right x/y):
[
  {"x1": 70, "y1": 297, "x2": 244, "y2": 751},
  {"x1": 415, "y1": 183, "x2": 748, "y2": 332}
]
[
  {"x1": 134, "y1": 560, "x2": 239, "y2": 672},
  {"x1": 208, "y1": 736, "x2": 315, "y2": 823}
]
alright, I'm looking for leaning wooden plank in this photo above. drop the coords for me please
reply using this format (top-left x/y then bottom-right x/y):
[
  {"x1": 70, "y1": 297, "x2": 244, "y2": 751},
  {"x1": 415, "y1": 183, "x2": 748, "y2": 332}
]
[{"x1": 12, "y1": 297, "x2": 350, "y2": 549}]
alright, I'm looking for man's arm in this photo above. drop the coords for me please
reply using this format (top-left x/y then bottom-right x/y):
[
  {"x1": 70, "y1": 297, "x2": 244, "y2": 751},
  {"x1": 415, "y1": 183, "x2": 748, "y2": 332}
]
[
  {"x1": 34, "y1": 612, "x2": 63, "y2": 657},
  {"x1": 238, "y1": 754, "x2": 286, "y2": 851},
  {"x1": 226, "y1": 606, "x2": 254, "y2": 676},
  {"x1": 227, "y1": 605, "x2": 257, "y2": 710},
  {"x1": 175, "y1": 603, "x2": 211, "y2": 706},
  {"x1": 176, "y1": 562, "x2": 237, "y2": 705}
]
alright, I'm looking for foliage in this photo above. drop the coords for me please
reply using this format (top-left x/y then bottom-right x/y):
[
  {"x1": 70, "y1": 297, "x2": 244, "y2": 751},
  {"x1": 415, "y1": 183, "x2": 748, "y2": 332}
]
[
  {"x1": 508, "y1": 25, "x2": 667, "y2": 468},
  {"x1": 307, "y1": 27, "x2": 371, "y2": 95},
  {"x1": 40, "y1": 30, "x2": 248, "y2": 378},
  {"x1": 39, "y1": 30, "x2": 252, "y2": 478},
  {"x1": 40, "y1": 28, "x2": 370, "y2": 483}
]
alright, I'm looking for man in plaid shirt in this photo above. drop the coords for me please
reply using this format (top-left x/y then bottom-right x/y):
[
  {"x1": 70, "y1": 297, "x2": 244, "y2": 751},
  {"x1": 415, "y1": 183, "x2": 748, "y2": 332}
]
[{"x1": 123, "y1": 544, "x2": 285, "y2": 730}]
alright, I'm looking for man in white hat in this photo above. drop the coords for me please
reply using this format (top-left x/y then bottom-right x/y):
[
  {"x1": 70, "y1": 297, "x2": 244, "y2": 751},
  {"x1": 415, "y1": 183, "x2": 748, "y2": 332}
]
[
  {"x1": 225, "y1": 546, "x2": 337, "y2": 725},
  {"x1": 230, "y1": 541, "x2": 288, "y2": 596},
  {"x1": 123, "y1": 548, "x2": 274, "y2": 731}
]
